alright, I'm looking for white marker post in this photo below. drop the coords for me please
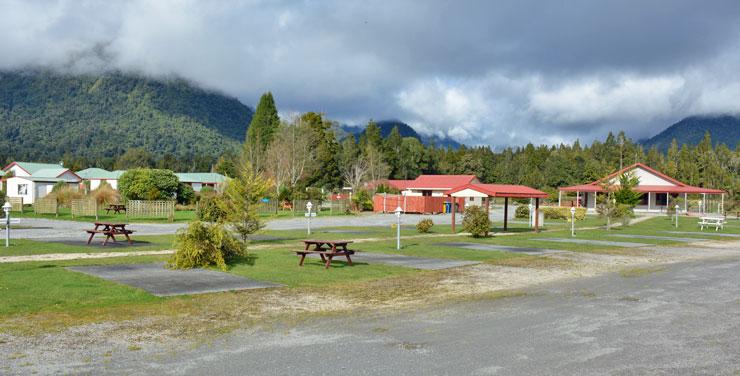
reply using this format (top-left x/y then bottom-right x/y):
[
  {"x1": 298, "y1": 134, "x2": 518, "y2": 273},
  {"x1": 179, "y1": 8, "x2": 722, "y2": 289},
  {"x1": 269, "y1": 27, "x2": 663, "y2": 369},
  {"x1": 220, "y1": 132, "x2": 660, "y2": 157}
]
[
  {"x1": 3, "y1": 202, "x2": 11, "y2": 247},
  {"x1": 394, "y1": 206, "x2": 403, "y2": 250},
  {"x1": 305, "y1": 201, "x2": 313, "y2": 235},
  {"x1": 675, "y1": 204, "x2": 680, "y2": 228},
  {"x1": 570, "y1": 206, "x2": 576, "y2": 237},
  {"x1": 528, "y1": 203, "x2": 533, "y2": 228}
]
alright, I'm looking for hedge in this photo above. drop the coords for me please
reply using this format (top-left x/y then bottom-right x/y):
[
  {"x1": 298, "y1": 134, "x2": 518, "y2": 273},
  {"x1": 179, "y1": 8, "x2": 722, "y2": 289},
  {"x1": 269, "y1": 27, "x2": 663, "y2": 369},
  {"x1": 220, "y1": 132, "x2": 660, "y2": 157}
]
[{"x1": 541, "y1": 206, "x2": 587, "y2": 220}]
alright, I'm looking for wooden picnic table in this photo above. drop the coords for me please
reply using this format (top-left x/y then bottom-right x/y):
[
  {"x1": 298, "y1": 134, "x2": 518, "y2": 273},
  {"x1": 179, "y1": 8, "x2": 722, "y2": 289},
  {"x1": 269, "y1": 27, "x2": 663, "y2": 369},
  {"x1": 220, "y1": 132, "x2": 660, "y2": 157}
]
[
  {"x1": 104, "y1": 204, "x2": 127, "y2": 214},
  {"x1": 86, "y1": 222, "x2": 134, "y2": 245},
  {"x1": 296, "y1": 240, "x2": 356, "y2": 269}
]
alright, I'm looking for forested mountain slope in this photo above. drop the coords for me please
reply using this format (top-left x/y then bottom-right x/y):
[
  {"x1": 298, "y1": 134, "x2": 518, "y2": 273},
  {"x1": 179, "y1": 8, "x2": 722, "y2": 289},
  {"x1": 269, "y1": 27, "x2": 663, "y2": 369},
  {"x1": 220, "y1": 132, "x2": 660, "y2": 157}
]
[
  {"x1": 0, "y1": 70, "x2": 252, "y2": 165},
  {"x1": 641, "y1": 115, "x2": 740, "y2": 151}
]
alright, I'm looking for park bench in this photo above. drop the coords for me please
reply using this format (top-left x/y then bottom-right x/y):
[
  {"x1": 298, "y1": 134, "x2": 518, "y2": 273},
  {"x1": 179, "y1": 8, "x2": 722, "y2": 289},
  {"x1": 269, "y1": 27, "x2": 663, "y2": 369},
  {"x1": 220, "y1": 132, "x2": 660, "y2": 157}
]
[
  {"x1": 86, "y1": 222, "x2": 135, "y2": 245},
  {"x1": 296, "y1": 240, "x2": 356, "y2": 269},
  {"x1": 698, "y1": 216, "x2": 725, "y2": 231}
]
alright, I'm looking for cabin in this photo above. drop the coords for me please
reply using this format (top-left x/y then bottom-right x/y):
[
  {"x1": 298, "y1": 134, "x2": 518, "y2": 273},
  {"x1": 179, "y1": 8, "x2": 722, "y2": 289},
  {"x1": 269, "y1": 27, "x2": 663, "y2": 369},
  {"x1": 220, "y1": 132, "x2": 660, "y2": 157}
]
[
  {"x1": 76, "y1": 168, "x2": 125, "y2": 190},
  {"x1": 558, "y1": 163, "x2": 725, "y2": 214},
  {"x1": 2, "y1": 162, "x2": 82, "y2": 204},
  {"x1": 174, "y1": 172, "x2": 227, "y2": 192}
]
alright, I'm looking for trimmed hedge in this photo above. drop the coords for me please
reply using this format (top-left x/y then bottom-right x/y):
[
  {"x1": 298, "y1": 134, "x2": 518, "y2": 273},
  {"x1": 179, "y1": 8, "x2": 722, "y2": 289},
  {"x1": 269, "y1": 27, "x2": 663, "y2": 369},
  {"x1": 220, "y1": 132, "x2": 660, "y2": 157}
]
[
  {"x1": 541, "y1": 206, "x2": 587, "y2": 220},
  {"x1": 416, "y1": 218, "x2": 434, "y2": 233}
]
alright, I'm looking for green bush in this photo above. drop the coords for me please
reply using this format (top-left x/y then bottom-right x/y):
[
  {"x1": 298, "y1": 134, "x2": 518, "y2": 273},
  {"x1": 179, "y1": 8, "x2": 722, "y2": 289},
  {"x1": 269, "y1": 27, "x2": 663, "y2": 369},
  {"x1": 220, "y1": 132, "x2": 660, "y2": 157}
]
[
  {"x1": 416, "y1": 218, "x2": 434, "y2": 233},
  {"x1": 352, "y1": 189, "x2": 373, "y2": 211},
  {"x1": 462, "y1": 205, "x2": 491, "y2": 237},
  {"x1": 169, "y1": 221, "x2": 245, "y2": 271},
  {"x1": 541, "y1": 206, "x2": 587, "y2": 220},
  {"x1": 515, "y1": 205, "x2": 529, "y2": 219},
  {"x1": 196, "y1": 193, "x2": 227, "y2": 222},
  {"x1": 119, "y1": 168, "x2": 179, "y2": 200},
  {"x1": 176, "y1": 183, "x2": 195, "y2": 205}
]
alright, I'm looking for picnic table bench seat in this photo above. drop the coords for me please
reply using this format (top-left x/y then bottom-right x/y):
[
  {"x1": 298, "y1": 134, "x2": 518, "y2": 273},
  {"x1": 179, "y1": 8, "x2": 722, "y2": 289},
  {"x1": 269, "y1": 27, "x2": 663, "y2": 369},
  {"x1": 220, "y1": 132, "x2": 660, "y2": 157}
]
[
  {"x1": 698, "y1": 217, "x2": 725, "y2": 231},
  {"x1": 86, "y1": 222, "x2": 135, "y2": 245},
  {"x1": 296, "y1": 240, "x2": 357, "y2": 268}
]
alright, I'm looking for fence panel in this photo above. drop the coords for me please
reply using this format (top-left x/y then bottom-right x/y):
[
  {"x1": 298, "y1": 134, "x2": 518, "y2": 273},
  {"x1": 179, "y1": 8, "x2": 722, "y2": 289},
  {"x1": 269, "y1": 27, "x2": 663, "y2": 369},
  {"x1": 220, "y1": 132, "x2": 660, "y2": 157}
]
[
  {"x1": 254, "y1": 200, "x2": 278, "y2": 214},
  {"x1": 71, "y1": 199, "x2": 98, "y2": 219},
  {"x1": 7, "y1": 197, "x2": 23, "y2": 212},
  {"x1": 127, "y1": 200, "x2": 175, "y2": 221},
  {"x1": 34, "y1": 197, "x2": 58, "y2": 215}
]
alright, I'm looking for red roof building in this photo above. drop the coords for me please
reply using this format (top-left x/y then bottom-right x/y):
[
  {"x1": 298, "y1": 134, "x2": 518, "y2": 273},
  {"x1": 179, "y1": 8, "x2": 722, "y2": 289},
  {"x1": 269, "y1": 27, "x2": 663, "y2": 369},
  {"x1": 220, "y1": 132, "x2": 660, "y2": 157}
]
[{"x1": 559, "y1": 163, "x2": 725, "y2": 213}]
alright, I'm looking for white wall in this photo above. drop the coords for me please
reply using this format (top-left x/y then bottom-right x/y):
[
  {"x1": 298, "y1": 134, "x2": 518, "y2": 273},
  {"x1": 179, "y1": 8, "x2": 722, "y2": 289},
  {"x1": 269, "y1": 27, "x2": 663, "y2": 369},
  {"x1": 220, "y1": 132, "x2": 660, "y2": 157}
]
[
  {"x1": 7, "y1": 165, "x2": 31, "y2": 177},
  {"x1": 88, "y1": 179, "x2": 118, "y2": 191},
  {"x1": 609, "y1": 166, "x2": 675, "y2": 186},
  {"x1": 5, "y1": 177, "x2": 35, "y2": 204}
]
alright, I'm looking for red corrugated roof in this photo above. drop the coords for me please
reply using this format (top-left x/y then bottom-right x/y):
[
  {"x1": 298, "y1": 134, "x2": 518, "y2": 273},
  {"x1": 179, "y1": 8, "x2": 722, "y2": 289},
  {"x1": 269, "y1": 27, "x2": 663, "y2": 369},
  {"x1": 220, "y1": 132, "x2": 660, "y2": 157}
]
[
  {"x1": 387, "y1": 180, "x2": 414, "y2": 190},
  {"x1": 445, "y1": 183, "x2": 549, "y2": 198},
  {"x1": 406, "y1": 175, "x2": 478, "y2": 189},
  {"x1": 560, "y1": 163, "x2": 725, "y2": 195}
]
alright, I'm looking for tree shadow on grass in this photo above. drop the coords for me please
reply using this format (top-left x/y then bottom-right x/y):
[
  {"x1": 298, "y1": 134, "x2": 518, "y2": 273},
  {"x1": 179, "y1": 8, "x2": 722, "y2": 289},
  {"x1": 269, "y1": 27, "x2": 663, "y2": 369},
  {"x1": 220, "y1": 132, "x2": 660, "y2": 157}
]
[{"x1": 230, "y1": 254, "x2": 258, "y2": 267}]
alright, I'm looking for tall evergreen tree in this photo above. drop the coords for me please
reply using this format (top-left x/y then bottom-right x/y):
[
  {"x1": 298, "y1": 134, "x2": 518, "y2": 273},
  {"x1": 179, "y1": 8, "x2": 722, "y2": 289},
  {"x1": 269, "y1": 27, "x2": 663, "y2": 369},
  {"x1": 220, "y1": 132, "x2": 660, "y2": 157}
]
[{"x1": 245, "y1": 92, "x2": 280, "y2": 171}]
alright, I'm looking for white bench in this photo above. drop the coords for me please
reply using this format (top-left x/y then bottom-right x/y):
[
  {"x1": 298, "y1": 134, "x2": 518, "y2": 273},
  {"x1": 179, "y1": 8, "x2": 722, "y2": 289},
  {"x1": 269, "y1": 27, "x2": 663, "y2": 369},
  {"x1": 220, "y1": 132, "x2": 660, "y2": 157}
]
[{"x1": 698, "y1": 217, "x2": 724, "y2": 231}]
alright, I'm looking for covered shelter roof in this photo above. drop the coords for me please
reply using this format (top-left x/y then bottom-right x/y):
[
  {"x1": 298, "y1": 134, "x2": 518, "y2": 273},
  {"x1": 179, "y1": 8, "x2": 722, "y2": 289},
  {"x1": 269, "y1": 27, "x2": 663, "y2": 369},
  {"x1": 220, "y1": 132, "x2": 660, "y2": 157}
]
[
  {"x1": 445, "y1": 183, "x2": 548, "y2": 199},
  {"x1": 405, "y1": 175, "x2": 477, "y2": 190},
  {"x1": 559, "y1": 163, "x2": 725, "y2": 195}
]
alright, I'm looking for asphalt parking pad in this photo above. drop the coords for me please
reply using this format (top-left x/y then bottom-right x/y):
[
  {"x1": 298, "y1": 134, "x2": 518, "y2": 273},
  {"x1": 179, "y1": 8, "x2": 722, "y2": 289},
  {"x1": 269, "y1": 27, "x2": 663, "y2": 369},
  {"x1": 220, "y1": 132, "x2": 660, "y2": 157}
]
[
  {"x1": 66, "y1": 263, "x2": 282, "y2": 296},
  {"x1": 534, "y1": 238, "x2": 650, "y2": 247},
  {"x1": 434, "y1": 242, "x2": 565, "y2": 255},
  {"x1": 607, "y1": 234, "x2": 706, "y2": 243},
  {"x1": 663, "y1": 231, "x2": 740, "y2": 238},
  {"x1": 350, "y1": 252, "x2": 479, "y2": 270}
]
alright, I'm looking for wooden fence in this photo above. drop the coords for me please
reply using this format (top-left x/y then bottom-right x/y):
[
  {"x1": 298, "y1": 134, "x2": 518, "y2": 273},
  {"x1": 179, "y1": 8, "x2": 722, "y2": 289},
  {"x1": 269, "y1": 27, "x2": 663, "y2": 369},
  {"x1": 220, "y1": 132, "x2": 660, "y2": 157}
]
[
  {"x1": 372, "y1": 194, "x2": 465, "y2": 214},
  {"x1": 34, "y1": 197, "x2": 58, "y2": 216},
  {"x1": 7, "y1": 197, "x2": 23, "y2": 212},
  {"x1": 127, "y1": 200, "x2": 175, "y2": 221},
  {"x1": 254, "y1": 200, "x2": 279, "y2": 214},
  {"x1": 71, "y1": 199, "x2": 98, "y2": 219}
]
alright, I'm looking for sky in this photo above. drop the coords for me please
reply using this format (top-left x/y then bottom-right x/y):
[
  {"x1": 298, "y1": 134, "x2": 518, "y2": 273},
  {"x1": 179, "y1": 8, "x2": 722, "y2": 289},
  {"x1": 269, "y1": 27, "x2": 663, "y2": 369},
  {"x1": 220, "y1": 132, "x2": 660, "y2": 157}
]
[{"x1": 2, "y1": 0, "x2": 740, "y2": 148}]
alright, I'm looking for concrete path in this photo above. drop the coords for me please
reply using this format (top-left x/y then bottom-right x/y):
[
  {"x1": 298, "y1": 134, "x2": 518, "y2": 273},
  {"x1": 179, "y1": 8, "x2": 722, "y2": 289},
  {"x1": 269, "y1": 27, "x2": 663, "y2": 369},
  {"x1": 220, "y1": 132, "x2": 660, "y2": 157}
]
[
  {"x1": 0, "y1": 250, "x2": 174, "y2": 263},
  {"x1": 8, "y1": 218, "x2": 186, "y2": 240},
  {"x1": 66, "y1": 263, "x2": 282, "y2": 296},
  {"x1": 664, "y1": 231, "x2": 740, "y2": 238},
  {"x1": 535, "y1": 237, "x2": 651, "y2": 247},
  {"x1": 607, "y1": 234, "x2": 707, "y2": 243},
  {"x1": 434, "y1": 241, "x2": 565, "y2": 255}
]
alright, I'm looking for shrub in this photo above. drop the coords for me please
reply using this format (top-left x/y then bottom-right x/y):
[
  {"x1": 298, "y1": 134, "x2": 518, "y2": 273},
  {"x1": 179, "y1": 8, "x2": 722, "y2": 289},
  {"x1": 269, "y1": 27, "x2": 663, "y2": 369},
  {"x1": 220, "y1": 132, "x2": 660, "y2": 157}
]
[
  {"x1": 47, "y1": 185, "x2": 84, "y2": 207},
  {"x1": 416, "y1": 218, "x2": 434, "y2": 233},
  {"x1": 90, "y1": 181, "x2": 120, "y2": 205},
  {"x1": 352, "y1": 189, "x2": 373, "y2": 211},
  {"x1": 541, "y1": 207, "x2": 587, "y2": 220},
  {"x1": 196, "y1": 193, "x2": 227, "y2": 222},
  {"x1": 515, "y1": 205, "x2": 529, "y2": 219},
  {"x1": 462, "y1": 205, "x2": 491, "y2": 237},
  {"x1": 169, "y1": 221, "x2": 245, "y2": 271},
  {"x1": 119, "y1": 168, "x2": 179, "y2": 200},
  {"x1": 176, "y1": 183, "x2": 196, "y2": 205}
]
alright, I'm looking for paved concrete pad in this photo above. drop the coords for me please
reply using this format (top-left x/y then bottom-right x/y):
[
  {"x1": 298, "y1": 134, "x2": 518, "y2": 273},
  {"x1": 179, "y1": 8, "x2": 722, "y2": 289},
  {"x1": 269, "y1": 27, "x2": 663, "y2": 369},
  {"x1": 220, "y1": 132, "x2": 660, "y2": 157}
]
[
  {"x1": 67, "y1": 263, "x2": 282, "y2": 296},
  {"x1": 607, "y1": 234, "x2": 707, "y2": 243},
  {"x1": 350, "y1": 252, "x2": 479, "y2": 270},
  {"x1": 434, "y1": 242, "x2": 565, "y2": 255},
  {"x1": 663, "y1": 231, "x2": 740, "y2": 238},
  {"x1": 534, "y1": 237, "x2": 650, "y2": 247}
]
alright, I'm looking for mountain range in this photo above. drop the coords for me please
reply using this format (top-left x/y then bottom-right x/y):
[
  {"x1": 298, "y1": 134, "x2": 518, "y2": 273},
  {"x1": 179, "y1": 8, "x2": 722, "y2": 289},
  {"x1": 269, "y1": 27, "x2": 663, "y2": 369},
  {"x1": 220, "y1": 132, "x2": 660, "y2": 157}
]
[
  {"x1": 641, "y1": 115, "x2": 740, "y2": 151},
  {"x1": 0, "y1": 69, "x2": 736, "y2": 167}
]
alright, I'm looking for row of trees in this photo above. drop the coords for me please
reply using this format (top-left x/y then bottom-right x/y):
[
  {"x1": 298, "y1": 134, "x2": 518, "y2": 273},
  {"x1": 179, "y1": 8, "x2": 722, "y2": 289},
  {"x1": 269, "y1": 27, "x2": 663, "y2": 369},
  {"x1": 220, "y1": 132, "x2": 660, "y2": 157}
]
[{"x1": 243, "y1": 93, "x2": 739, "y2": 210}]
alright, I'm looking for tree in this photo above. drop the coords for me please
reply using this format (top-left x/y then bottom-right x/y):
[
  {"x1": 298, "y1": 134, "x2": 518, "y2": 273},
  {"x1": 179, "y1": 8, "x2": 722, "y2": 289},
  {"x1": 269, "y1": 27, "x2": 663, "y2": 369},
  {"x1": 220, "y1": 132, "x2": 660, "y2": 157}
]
[
  {"x1": 114, "y1": 148, "x2": 155, "y2": 170},
  {"x1": 213, "y1": 155, "x2": 237, "y2": 177},
  {"x1": 596, "y1": 187, "x2": 619, "y2": 231},
  {"x1": 462, "y1": 205, "x2": 491, "y2": 237},
  {"x1": 118, "y1": 168, "x2": 179, "y2": 200},
  {"x1": 219, "y1": 162, "x2": 272, "y2": 244},
  {"x1": 265, "y1": 119, "x2": 314, "y2": 196},
  {"x1": 364, "y1": 143, "x2": 390, "y2": 183},
  {"x1": 245, "y1": 92, "x2": 280, "y2": 171},
  {"x1": 342, "y1": 154, "x2": 369, "y2": 192},
  {"x1": 614, "y1": 172, "x2": 642, "y2": 207}
]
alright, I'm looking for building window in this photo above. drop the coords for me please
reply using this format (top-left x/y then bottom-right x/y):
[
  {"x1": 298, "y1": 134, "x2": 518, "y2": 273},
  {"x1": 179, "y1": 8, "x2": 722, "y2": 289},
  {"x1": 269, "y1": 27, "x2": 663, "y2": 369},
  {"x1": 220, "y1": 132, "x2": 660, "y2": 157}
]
[
  {"x1": 17, "y1": 184, "x2": 28, "y2": 195},
  {"x1": 469, "y1": 197, "x2": 475, "y2": 202}
]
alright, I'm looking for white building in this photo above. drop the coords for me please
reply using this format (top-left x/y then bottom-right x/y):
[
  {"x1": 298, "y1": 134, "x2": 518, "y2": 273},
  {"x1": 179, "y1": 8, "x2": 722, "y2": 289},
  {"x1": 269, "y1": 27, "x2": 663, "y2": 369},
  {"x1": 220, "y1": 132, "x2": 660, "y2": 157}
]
[
  {"x1": 2, "y1": 162, "x2": 82, "y2": 204},
  {"x1": 76, "y1": 168, "x2": 124, "y2": 190}
]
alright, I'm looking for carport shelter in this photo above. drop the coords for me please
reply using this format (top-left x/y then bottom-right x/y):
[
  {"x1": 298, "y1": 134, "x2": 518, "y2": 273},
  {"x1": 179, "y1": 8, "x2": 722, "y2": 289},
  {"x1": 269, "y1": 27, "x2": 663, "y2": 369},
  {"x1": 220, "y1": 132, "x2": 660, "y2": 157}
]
[{"x1": 445, "y1": 184, "x2": 549, "y2": 233}]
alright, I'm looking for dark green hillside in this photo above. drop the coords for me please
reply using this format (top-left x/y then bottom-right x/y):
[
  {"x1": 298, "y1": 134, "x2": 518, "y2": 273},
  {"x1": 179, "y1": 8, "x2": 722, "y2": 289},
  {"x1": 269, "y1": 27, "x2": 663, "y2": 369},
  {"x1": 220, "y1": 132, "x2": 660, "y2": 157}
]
[
  {"x1": 642, "y1": 115, "x2": 740, "y2": 151},
  {"x1": 0, "y1": 70, "x2": 252, "y2": 164}
]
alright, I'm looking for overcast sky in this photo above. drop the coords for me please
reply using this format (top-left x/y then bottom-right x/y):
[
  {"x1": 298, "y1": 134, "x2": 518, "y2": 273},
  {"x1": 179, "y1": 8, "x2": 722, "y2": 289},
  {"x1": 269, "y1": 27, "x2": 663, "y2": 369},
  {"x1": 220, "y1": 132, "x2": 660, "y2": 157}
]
[{"x1": 2, "y1": 0, "x2": 740, "y2": 147}]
